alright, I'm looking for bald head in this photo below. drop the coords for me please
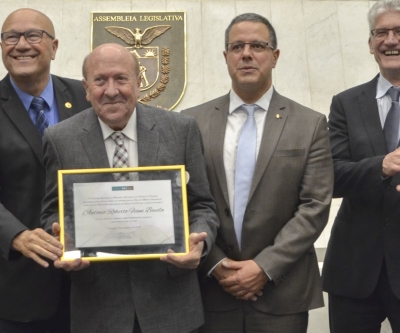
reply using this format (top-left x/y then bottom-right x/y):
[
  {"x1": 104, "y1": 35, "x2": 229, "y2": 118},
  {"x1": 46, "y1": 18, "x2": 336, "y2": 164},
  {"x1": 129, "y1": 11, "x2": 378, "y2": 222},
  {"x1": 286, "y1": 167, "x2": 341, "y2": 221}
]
[
  {"x1": 1, "y1": 8, "x2": 58, "y2": 96},
  {"x1": 2, "y1": 8, "x2": 55, "y2": 37},
  {"x1": 82, "y1": 43, "x2": 140, "y2": 80}
]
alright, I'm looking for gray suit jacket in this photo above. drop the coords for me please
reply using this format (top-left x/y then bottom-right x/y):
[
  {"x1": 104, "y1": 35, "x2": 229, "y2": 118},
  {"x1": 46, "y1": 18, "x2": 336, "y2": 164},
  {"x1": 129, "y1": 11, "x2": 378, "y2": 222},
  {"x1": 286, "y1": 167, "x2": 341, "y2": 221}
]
[
  {"x1": 183, "y1": 91, "x2": 333, "y2": 314},
  {"x1": 0, "y1": 74, "x2": 89, "y2": 321},
  {"x1": 41, "y1": 104, "x2": 219, "y2": 333}
]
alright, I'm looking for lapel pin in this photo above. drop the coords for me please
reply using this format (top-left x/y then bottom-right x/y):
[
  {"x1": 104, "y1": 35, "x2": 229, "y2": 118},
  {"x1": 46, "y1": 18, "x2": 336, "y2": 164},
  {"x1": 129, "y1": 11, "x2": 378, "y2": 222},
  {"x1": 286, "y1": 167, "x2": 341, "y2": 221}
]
[
  {"x1": 276, "y1": 114, "x2": 282, "y2": 119},
  {"x1": 65, "y1": 102, "x2": 72, "y2": 109}
]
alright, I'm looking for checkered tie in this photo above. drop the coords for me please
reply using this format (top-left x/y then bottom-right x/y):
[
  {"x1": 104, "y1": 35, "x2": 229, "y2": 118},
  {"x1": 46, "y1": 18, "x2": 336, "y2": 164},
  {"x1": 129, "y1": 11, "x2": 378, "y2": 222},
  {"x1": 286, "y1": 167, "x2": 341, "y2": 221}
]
[
  {"x1": 111, "y1": 132, "x2": 129, "y2": 181},
  {"x1": 30, "y1": 97, "x2": 49, "y2": 137}
]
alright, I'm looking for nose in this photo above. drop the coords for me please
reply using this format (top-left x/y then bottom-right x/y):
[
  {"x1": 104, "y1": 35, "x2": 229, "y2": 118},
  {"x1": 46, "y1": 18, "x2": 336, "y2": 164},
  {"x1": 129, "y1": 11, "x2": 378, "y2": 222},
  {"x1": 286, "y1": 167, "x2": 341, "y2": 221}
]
[
  {"x1": 241, "y1": 43, "x2": 253, "y2": 59},
  {"x1": 104, "y1": 78, "x2": 119, "y2": 98},
  {"x1": 15, "y1": 35, "x2": 31, "y2": 50},
  {"x1": 384, "y1": 30, "x2": 399, "y2": 45}
]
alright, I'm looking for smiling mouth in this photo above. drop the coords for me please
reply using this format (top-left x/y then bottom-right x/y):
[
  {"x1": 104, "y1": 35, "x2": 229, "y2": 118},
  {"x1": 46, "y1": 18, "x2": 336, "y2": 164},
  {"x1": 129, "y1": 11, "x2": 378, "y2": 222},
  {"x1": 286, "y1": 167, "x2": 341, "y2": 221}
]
[
  {"x1": 384, "y1": 50, "x2": 400, "y2": 56},
  {"x1": 13, "y1": 56, "x2": 36, "y2": 60}
]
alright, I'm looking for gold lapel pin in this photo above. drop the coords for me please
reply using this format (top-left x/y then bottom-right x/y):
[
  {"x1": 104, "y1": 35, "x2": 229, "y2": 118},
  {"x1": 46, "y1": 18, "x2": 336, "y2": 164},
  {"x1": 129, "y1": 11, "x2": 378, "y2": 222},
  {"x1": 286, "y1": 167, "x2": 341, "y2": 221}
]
[
  {"x1": 65, "y1": 102, "x2": 72, "y2": 109},
  {"x1": 276, "y1": 114, "x2": 282, "y2": 119}
]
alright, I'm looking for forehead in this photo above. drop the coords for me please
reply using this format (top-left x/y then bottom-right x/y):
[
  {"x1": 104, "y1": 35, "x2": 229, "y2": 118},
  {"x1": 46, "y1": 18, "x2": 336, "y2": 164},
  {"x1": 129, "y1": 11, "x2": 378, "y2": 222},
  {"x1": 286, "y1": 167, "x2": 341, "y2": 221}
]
[
  {"x1": 228, "y1": 21, "x2": 270, "y2": 41},
  {"x1": 2, "y1": 10, "x2": 52, "y2": 33},
  {"x1": 87, "y1": 50, "x2": 135, "y2": 78},
  {"x1": 374, "y1": 11, "x2": 400, "y2": 28}
]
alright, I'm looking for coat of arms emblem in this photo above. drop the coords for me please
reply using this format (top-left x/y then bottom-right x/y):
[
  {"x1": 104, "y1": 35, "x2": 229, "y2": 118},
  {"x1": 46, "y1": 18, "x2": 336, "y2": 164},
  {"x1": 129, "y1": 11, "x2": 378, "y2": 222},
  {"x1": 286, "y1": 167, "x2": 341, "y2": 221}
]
[{"x1": 91, "y1": 12, "x2": 186, "y2": 110}]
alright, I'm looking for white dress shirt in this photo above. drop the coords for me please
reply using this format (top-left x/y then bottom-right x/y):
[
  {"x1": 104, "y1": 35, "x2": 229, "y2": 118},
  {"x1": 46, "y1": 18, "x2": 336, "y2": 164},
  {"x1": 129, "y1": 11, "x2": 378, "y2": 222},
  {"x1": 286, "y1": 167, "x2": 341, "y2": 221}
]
[
  {"x1": 224, "y1": 87, "x2": 273, "y2": 214},
  {"x1": 376, "y1": 74, "x2": 400, "y2": 139}
]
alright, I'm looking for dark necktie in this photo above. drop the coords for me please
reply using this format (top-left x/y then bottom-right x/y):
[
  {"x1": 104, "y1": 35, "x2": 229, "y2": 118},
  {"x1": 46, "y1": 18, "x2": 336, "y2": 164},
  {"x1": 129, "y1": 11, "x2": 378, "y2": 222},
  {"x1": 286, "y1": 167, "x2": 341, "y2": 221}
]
[
  {"x1": 234, "y1": 104, "x2": 257, "y2": 249},
  {"x1": 111, "y1": 132, "x2": 130, "y2": 181},
  {"x1": 30, "y1": 97, "x2": 49, "y2": 137},
  {"x1": 384, "y1": 87, "x2": 400, "y2": 153}
]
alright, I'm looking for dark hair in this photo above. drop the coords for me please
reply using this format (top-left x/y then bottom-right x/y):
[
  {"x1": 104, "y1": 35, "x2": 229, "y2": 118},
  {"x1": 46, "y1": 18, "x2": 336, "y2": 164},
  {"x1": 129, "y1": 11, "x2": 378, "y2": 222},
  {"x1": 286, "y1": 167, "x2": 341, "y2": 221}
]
[{"x1": 225, "y1": 13, "x2": 277, "y2": 49}]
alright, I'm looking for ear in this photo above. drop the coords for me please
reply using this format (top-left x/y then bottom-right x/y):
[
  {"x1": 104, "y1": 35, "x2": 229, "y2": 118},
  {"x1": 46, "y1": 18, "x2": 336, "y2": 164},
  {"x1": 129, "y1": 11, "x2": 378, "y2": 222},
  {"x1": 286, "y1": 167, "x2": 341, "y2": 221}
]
[
  {"x1": 51, "y1": 39, "x2": 59, "y2": 60},
  {"x1": 368, "y1": 37, "x2": 374, "y2": 54},
  {"x1": 136, "y1": 75, "x2": 142, "y2": 98},
  {"x1": 272, "y1": 49, "x2": 280, "y2": 68},
  {"x1": 82, "y1": 79, "x2": 90, "y2": 102},
  {"x1": 223, "y1": 50, "x2": 228, "y2": 64}
]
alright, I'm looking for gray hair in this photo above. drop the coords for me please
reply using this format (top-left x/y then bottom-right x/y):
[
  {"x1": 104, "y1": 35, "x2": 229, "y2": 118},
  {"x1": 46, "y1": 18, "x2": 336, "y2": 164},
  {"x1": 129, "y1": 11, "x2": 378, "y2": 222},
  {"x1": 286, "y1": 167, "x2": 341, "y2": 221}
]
[
  {"x1": 224, "y1": 13, "x2": 277, "y2": 49},
  {"x1": 368, "y1": 0, "x2": 400, "y2": 32}
]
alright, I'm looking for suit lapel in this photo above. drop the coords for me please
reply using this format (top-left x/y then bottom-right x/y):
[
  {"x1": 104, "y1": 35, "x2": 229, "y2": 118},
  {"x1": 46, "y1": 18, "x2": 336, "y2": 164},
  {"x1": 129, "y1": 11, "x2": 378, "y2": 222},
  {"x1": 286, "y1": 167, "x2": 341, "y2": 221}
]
[
  {"x1": 209, "y1": 95, "x2": 230, "y2": 207},
  {"x1": 249, "y1": 90, "x2": 288, "y2": 200},
  {"x1": 0, "y1": 76, "x2": 44, "y2": 166},
  {"x1": 79, "y1": 109, "x2": 110, "y2": 168},
  {"x1": 358, "y1": 76, "x2": 387, "y2": 155},
  {"x1": 136, "y1": 104, "x2": 159, "y2": 166},
  {"x1": 52, "y1": 75, "x2": 81, "y2": 121}
]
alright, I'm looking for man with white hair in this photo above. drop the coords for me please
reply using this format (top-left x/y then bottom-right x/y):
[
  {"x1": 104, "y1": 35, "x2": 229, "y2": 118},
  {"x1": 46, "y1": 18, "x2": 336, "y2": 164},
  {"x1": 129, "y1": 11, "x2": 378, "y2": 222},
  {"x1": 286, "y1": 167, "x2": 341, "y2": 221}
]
[{"x1": 323, "y1": 0, "x2": 400, "y2": 331}]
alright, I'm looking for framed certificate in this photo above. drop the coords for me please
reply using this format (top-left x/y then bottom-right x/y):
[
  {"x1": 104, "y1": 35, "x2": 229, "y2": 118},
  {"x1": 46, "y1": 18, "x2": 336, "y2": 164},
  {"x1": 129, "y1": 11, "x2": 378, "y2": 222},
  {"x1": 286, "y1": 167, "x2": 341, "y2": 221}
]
[{"x1": 57, "y1": 165, "x2": 190, "y2": 261}]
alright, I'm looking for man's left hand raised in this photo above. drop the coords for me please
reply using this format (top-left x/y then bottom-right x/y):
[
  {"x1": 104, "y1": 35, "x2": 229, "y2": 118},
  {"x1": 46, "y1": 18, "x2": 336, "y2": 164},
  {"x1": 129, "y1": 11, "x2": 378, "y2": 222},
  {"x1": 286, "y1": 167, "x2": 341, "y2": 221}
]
[{"x1": 160, "y1": 232, "x2": 207, "y2": 269}]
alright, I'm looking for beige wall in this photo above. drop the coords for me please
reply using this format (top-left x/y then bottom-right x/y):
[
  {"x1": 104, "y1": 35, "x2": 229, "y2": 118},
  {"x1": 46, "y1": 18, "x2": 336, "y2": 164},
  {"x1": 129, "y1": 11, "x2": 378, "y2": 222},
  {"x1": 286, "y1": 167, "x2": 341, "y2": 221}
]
[{"x1": 0, "y1": 0, "x2": 380, "y2": 248}]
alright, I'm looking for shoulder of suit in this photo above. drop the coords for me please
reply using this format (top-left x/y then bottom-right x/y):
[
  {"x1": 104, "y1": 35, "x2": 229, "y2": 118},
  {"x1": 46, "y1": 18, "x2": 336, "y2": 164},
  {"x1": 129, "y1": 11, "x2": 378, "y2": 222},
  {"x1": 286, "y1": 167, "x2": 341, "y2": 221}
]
[
  {"x1": 333, "y1": 75, "x2": 378, "y2": 100},
  {"x1": 48, "y1": 107, "x2": 94, "y2": 132},
  {"x1": 181, "y1": 94, "x2": 229, "y2": 115},
  {"x1": 274, "y1": 91, "x2": 325, "y2": 120},
  {"x1": 138, "y1": 102, "x2": 194, "y2": 124}
]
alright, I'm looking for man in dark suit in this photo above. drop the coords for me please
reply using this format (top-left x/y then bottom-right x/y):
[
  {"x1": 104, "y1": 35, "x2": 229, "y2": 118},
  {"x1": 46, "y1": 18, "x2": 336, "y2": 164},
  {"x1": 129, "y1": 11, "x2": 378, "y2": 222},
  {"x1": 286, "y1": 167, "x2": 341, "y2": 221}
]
[
  {"x1": 183, "y1": 13, "x2": 333, "y2": 333},
  {"x1": 0, "y1": 8, "x2": 90, "y2": 333},
  {"x1": 322, "y1": 1, "x2": 400, "y2": 332},
  {"x1": 41, "y1": 43, "x2": 219, "y2": 333}
]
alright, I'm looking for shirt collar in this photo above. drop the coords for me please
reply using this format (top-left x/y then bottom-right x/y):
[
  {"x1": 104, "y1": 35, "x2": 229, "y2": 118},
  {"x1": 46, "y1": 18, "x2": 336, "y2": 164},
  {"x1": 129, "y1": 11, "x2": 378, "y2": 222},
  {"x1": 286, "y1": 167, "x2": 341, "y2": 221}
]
[
  {"x1": 376, "y1": 74, "x2": 395, "y2": 99},
  {"x1": 10, "y1": 75, "x2": 54, "y2": 111},
  {"x1": 98, "y1": 107, "x2": 137, "y2": 142},
  {"x1": 228, "y1": 86, "x2": 274, "y2": 114}
]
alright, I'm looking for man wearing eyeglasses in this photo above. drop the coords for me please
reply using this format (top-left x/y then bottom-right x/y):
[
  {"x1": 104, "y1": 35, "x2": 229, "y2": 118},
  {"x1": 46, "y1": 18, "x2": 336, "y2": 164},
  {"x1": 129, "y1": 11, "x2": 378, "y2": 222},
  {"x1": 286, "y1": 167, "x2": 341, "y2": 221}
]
[
  {"x1": 183, "y1": 13, "x2": 333, "y2": 333},
  {"x1": 0, "y1": 8, "x2": 89, "y2": 333},
  {"x1": 322, "y1": 1, "x2": 400, "y2": 332}
]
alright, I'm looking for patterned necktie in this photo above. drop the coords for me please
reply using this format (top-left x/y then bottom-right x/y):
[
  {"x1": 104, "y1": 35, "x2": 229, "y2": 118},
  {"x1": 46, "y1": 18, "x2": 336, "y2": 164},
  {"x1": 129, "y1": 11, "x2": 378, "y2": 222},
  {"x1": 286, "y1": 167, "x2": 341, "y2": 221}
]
[
  {"x1": 30, "y1": 97, "x2": 49, "y2": 137},
  {"x1": 111, "y1": 132, "x2": 129, "y2": 181},
  {"x1": 234, "y1": 104, "x2": 257, "y2": 249},
  {"x1": 384, "y1": 87, "x2": 400, "y2": 153}
]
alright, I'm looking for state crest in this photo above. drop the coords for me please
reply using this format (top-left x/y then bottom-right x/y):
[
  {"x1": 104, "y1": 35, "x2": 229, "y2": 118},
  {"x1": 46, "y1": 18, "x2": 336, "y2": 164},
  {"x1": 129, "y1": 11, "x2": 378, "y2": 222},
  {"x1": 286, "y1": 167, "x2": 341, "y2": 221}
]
[{"x1": 91, "y1": 12, "x2": 186, "y2": 110}]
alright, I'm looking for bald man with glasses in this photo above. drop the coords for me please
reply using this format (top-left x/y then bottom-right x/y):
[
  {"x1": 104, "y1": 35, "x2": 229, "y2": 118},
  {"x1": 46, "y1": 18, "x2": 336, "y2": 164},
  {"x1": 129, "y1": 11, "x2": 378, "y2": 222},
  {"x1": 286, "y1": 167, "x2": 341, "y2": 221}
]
[{"x1": 0, "y1": 8, "x2": 90, "y2": 333}]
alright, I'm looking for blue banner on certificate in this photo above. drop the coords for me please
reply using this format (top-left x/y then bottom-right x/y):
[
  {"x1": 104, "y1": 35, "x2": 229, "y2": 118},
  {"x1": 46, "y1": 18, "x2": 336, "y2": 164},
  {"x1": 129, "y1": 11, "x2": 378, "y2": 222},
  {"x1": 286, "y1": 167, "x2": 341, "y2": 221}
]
[{"x1": 57, "y1": 165, "x2": 190, "y2": 261}]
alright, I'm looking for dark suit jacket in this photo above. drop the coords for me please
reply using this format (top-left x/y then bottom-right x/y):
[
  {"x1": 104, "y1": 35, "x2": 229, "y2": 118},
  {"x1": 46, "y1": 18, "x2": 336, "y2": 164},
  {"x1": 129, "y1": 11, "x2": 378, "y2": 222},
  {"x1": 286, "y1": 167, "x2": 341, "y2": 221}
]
[
  {"x1": 0, "y1": 74, "x2": 90, "y2": 321},
  {"x1": 183, "y1": 91, "x2": 333, "y2": 315},
  {"x1": 322, "y1": 75, "x2": 400, "y2": 299},
  {"x1": 41, "y1": 104, "x2": 219, "y2": 333}
]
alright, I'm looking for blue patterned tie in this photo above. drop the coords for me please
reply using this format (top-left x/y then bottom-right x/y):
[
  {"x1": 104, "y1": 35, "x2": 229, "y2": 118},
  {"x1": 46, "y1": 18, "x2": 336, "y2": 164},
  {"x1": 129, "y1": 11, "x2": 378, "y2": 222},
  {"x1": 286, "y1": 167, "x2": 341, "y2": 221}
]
[
  {"x1": 111, "y1": 132, "x2": 130, "y2": 181},
  {"x1": 234, "y1": 104, "x2": 257, "y2": 249},
  {"x1": 30, "y1": 97, "x2": 49, "y2": 137},
  {"x1": 384, "y1": 87, "x2": 400, "y2": 153}
]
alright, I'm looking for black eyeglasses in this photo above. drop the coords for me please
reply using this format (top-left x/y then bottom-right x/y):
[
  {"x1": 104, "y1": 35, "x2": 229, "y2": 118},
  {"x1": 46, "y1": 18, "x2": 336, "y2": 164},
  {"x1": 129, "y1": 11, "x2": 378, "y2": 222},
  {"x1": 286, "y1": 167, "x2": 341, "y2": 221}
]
[
  {"x1": 370, "y1": 27, "x2": 400, "y2": 39},
  {"x1": 1, "y1": 29, "x2": 55, "y2": 45},
  {"x1": 226, "y1": 41, "x2": 275, "y2": 53}
]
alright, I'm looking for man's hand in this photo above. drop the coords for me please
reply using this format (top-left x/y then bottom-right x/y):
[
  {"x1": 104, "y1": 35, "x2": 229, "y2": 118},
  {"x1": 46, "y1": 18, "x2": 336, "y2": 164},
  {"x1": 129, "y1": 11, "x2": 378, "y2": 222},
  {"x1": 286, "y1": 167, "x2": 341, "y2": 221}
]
[
  {"x1": 218, "y1": 260, "x2": 268, "y2": 301},
  {"x1": 52, "y1": 223, "x2": 90, "y2": 271},
  {"x1": 12, "y1": 228, "x2": 63, "y2": 268},
  {"x1": 382, "y1": 148, "x2": 400, "y2": 177},
  {"x1": 212, "y1": 259, "x2": 237, "y2": 281},
  {"x1": 160, "y1": 232, "x2": 207, "y2": 269}
]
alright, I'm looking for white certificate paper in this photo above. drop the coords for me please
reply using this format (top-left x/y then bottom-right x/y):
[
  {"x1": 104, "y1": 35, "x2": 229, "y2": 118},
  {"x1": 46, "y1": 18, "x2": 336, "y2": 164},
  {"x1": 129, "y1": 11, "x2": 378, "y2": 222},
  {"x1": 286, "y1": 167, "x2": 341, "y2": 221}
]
[{"x1": 73, "y1": 180, "x2": 175, "y2": 248}]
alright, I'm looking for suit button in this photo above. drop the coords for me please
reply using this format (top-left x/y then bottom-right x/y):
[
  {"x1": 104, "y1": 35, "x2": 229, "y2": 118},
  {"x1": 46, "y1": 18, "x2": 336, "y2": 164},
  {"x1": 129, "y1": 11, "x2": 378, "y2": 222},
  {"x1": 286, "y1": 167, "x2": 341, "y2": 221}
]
[{"x1": 224, "y1": 208, "x2": 230, "y2": 217}]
